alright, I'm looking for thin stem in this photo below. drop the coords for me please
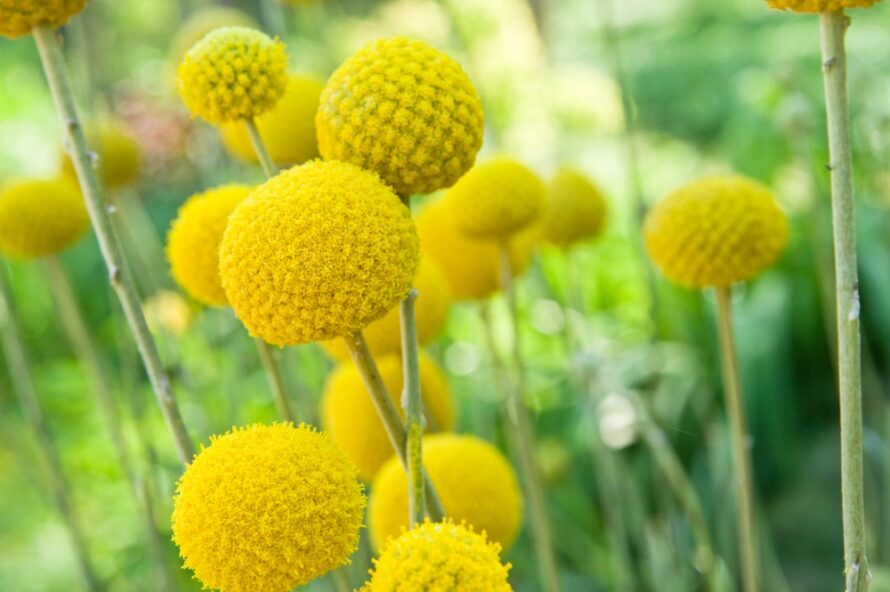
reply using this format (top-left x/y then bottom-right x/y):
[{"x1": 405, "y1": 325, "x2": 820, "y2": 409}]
[
  {"x1": 0, "y1": 271, "x2": 101, "y2": 592},
  {"x1": 43, "y1": 257, "x2": 175, "y2": 592},
  {"x1": 255, "y1": 340, "x2": 298, "y2": 423},
  {"x1": 245, "y1": 118, "x2": 278, "y2": 178},
  {"x1": 342, "y1": 331, "x2": 445, "y2": 520},
  {"x1": 32, "y1": 25, "x2": 194, "y2": 465},
  {"x1": 400, "y1": 289, "x2": 427, "y2": 526},
  {"x1": 498, "y1": 244, "x2": 561, "y2": 592},
  {"x1": 331, "y1": 567, "x2": 352, "y2": 592},
  {"x1": 819, "y1": 11, "x2": 869, "y2": 592},
  {"x1": 715, "y1": 286, "x2": 758, "y2": 592}
]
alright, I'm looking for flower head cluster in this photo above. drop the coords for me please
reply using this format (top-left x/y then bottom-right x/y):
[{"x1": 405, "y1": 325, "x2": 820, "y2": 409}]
[
  {"x1": 172, "y1": 423, "x2": 365, "y2": 592},
  {"x1": 166, "y1": 184, "x2": 252, "y2": 307},
  {"x1": 177, "y1": 27, "x2": 289, "y2": 125},
  {"x1": 171, "y1": 7, "x2": 258, "y2": 63},
  {"x1": 370, "y1": 434, "x2": 522, "y2": 550},
  {"x1": 645, "y1": 175, "x2": 788, "y2": 288},
  {"x1": 317, "y1": 36, "x2": 484, "y2": 197},
  {"x1": 0, "y1": 178, "x2": 89, "y2": 259},
  {"x1": 542, "y1": 167, "x2": 607, "y2": 248},
  {"x1": 0, "y1": 0, "x2": 86, "y2": 39},
  {"x1": 363, "y1": 520, "x2": 512, "y2": 592},
  {"x1": 219, "y1": 160, "x2": 419, "y2": 346},
  {"x1": 766, "y1": 0, "x2": 879, "y2": 11},
  {"x1": 61, "y1": 122, "x2": 141, "y2": 190}
]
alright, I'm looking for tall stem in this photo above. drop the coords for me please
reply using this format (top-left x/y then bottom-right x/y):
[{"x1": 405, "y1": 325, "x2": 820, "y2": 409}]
[
  {"x1": 715, "y1": 286, "x2": 758, "y2": 592},
  {"x1": 0, "y1": 271, "x2": 101, "y2": 592},
  {"x1": 400, "y1": 288, "x2": 427, "y2": 526},
  {"x1": 819, "y1": 11, "x2": 869, "y2": 591},
  {"x1": 498, "y1": 244, "x2": 561, "y2": 592},
  {"x1": 32, "y1": 25, "x2": 194, "y2": 465}
]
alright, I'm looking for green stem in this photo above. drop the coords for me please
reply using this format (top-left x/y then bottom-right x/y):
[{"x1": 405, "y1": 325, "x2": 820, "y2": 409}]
[
  {"x1": 819, "y1": 11, "x2": 869, "y2": 592},
  {"x1": 0, "y1": 271, "x2": 102, "y2": 592},
  {"x1": 245, "y1": 118, "x2": 278, "y2": 178},
  {"x1": 498, "y1": 244, "x2": 561, "y2": 592},
  {"x1": 255, "y1": 339, "x2": 298, "y2": 423},
  {"x1": 400, "y1": 288, "x2": 427, "y2": 526},
  {"x1": 715, "y1": 286, "x2": 759, "y2": 592},
  {"x1": 32, "y1": 25, "x2": 195, "y2": 466},
  {"x1": 330, "y1": 566, "x2": 352, "y2": 592}
]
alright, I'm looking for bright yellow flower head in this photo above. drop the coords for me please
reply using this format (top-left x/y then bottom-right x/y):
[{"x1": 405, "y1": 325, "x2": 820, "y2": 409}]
[
  {"x1": 172, "y1": 423, "x2": 365, "y2": 592},
  {"x1": 177, "y1": 27, "x2": 289, "y2": 125},
  {"x1": 61, "y1": 122, "x2": 141, "y2": 190},
  {"x1": 0, "y1": 0, "x2": 86, "y2": 39},
  {"x1": 417, "y1": 199, "x2": 535, "y2": 300},
  {"x1": 219, "y1": 160, "x2": 419, "y2": 346},
  {"x1": 317, "y1": 36, "x2": 484, "y2": 197},
  {"x1": 170, "y1": 7, "x2": 258, "y2": 64},
  {"x1": 542, "y1": 167, "x2": 607, "y2": 248},
  {"x1": 321, "y1": 352, "x2": 454, "y2": 480},
  {"x1": 219, "y1": 75, "x2": 323, "y2": 167},
  {"x1": 0, "y1": 178, "x2": 89, "y2": 259},
  {"x1": 323, "y1": 258, "x2": 452, "y2": 360},
  {"x1": 766, "y1": 0, "x2": 879, "y2": 11},
  {"x1": 370, "y1": 434, "x2": 522, "y2": 550},
  {"x1": 364, "y1": 520, "x2": 512, "y2": 592},
  {"x1": 444, "y1": 157, "x2": 545, "y2": 240},
  {"x1": 645, "y1": 175, "x2": 788, "y2": 289},
  {"x1": 166, "y1": 184, "x2": 251, "y2": 307}
]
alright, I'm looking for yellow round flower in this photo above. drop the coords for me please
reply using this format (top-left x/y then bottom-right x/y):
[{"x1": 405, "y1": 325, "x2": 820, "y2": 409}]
[
  {"x1": 219, "y1": 75, "x2": 323, "y2": 167},
  {"x1": 61, "y1": 122, "x2": 141, "y2": 190},
  {"x1": 542, "y1": 167, "x2": 607, "y2": 248},
  {"x1": 219, "y1": 160, "x2": 419, "y2": 346},
  {"x1": 0, "y1": 0, "x2": 86, "y2": 39},
  {"x1": 443, "y1": 158, "x2": 545, "y2": 240},
  {"x1": 364, "y1": 520, "x2": 512, "y2": 592},
  {"x1": 172, "y1": 423, "x2": 365, "y2": 592},
  {"x1": 370, "y1": 434, "x2": 522, "y2": 550},
  {"x1": 0, "y1": 178, "x2": 89, "y2": 259},
  {"x1": 317, "y1": 36, "x2": 484, "y2": 197},
  {"x1": 166, "y1": 184, "x2": 251, "y2": 307},
  {"x1": 321, "y1": 352, "x2": 454, "y2": 481},
  {"x1": 323, "y1": 258, "x2": 452, "y2": 360},
  {"x1": 417, "y1": 199, "x2": 535, "y2": 300},
  {"x1": 170, "y1": 7, "x2": 258, "y2": 64},
  {"x1": 177, "y1": 27, "x2": 289, "y2": 125},
  {"x1": 644, "y1": 175, "x2": 788, "y2": 289},
  {"x1": 766, "y1": 0, "x2": 879, "y2": 11}
]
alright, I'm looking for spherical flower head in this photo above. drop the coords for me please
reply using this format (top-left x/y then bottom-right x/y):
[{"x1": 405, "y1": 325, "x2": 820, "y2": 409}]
[
  {"x1": 364, "y1": 520, "x2": 512, "y2": 592},
  {"x1": 171, "y1": 7, "x2": 258, "y2": 64},
  {"x1": 61, "y1": 122, "x2": 141, "y2": 190},
  {"x1": 317, "y1": 36, "x2": 484, "y2": 197},
  {"x1": 644, "y1": 175, "x2": 788, "y2": 289},
  {"x1": 0, "y1": 0, "x2": 86, "y2": 39},
  {"x1": 322, "y1": 352, "x2": 454, "y2": 480},
  {"x1": 220, "y1": 75, "x2": 323, "y2": 167},
  {"x1": 542, "y1": 167, "x2": 607, "y2": 248},
  {"x1": 323, "y1": 258, "x2": 452, "y2": 360},
  {"x1": 766, "y1": 0, "x2": 879, "y2": 12},
  {"x1": 417, "y1": 199, "x2": 535, "y2": 300},
  {"x1": 0, "y1": 178, "x2": 89, "y2": 259},
  {"x1": 444, "y1": 158, "x2": 546, "y2": 240},
  {"x1": 177, "y1": 27, "x2": 289, "y2": 125},
  {"x1": 172, "y1": 423, "x2": 365, "y2": 592},
  {"x1": 166, "y1": 184, "x2": 252, "y2": 307},
  {"x1": 219, "y1": 160, "x2": 420, "y2": 346},
  {"x1": 370, "y1": 434, "x2": 522, "y2": 551}
]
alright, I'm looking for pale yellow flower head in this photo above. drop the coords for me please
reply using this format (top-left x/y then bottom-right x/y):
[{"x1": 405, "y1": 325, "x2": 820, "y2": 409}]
[
  {"x1": 542, "y1": 167, "x2": 607, "y2": 248},
  {"x1": 766, "y1": 0, "x2": 879, "y2": 12},
  {"x1": 61, "y1": 122, "x2": 141, "y2": 190},
  {"x1": 0, "y1": 178, "x2": 89, "y2": 259},
  {"x1": 0, "y1": 0, "x2": 86, "y2": 39},
  {"x1": 170, "y1": 7, "x2": 258, "y2": 64}
]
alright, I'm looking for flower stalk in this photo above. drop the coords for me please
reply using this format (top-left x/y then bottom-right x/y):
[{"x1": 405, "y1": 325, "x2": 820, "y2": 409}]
[{"x1": 400, "y1": 288, "x2": 428, "y2": 526}]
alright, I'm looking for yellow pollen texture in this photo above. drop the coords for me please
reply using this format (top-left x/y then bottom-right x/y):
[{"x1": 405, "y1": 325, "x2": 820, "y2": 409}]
[
  {"x1": 766, "y1": 0, "x2": 879, "y2": 11},
  {"x1": 0, "y1": 0, "x2": 87, "y2": 39}
]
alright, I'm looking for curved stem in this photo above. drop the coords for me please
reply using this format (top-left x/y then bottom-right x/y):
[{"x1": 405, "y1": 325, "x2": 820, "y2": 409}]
[
  {"x1": 255, "y1": 340, "x2": 298, "y2": 423},
  {"x1": 32, "y1": 25, "x2": 194, "y2": 465},
  {"x1": 715, "y1": 286, "x2": 759, "y2": 592},
  {"x1": 245, "y1": 118, "x2": 278, "y2": 178},
  {"x1": 400, "y1": 288, "x2": 427, "y2": 526},
  {"x1": 819, "y1": 11, "x2": 869, "y2": 592}
]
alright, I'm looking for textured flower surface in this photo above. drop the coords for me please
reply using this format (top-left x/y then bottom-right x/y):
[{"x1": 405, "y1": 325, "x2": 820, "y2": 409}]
[
  {"x1": 167, "y1": 184, "x2": 251, "y2": 307},
  {"x1": 444, "y1": 158, "x2": 545, "y2": 239},
  {"x1": 364, "y1": 520, "x2": 512, "y2": 592},
  {"x1": 220, "y1": 75, "x2": 323, "y2": 166},
  {"x1": 370, "y1": 434, "x2": 522, "y2": 550},
  {"x1": 61, "y1": 122, "x2": 141, "y2": 190},
  {"x1": 321, "y1": 352, "x2": 454, "y2": 480},
  {"x1": 542, "y1": 167, "x2": 607, "y2": 248},
  {"x1": 170, "y1": 7, "x2": 258, "y2": 63},
  {"x1": 172, "y1": 423, "x2": 365, "y2": 592},
  {"x1": 0, "y1": 0, "x2": 86, "y2": 38},
  {"x1": 177, "y1": 27, "x2": 288, "y2": 124},
  {"x1": 645, "y1": 175, "x2": 788, "y2": 288},
  {"x1": 0, "y1": 178, "x2": 89, "y2": 259},
  {"x1": 317, "y1": 36, "x2": 484, "y2": 197},
  {"x1": 766, "y1": 0, "x2": 879, "y2": 11},
  {"x1": 219, "y1": 160, "x2": 419, "y2": 346}
]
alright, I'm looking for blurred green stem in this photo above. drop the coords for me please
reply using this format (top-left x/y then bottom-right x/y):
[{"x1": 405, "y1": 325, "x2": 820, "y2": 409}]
[
  {"x1": 499, "y1": 244, "x2": 561, "y2": 592},
  {"x1": 0, "y1": 271, "x2": 101, "y2": 592},
  {"x1": 715, "y1": 286, "x2": 758, "y2": 592},
  {"x1": 331, "y1": 564, "x2": 352, "y2": 592},
  {"x1": 32, "y1": 24, "x2": 195, "y2": 466},
  {"x1": 400, "y1": 288, "x2": 428, "y2": 526}
]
